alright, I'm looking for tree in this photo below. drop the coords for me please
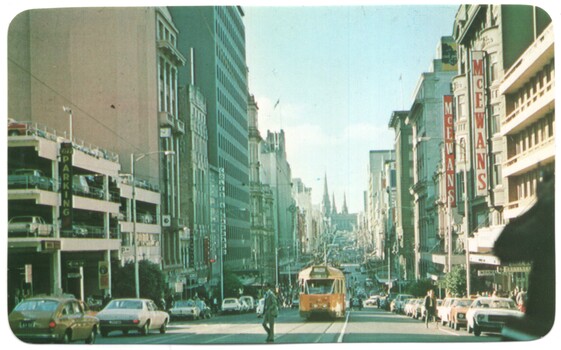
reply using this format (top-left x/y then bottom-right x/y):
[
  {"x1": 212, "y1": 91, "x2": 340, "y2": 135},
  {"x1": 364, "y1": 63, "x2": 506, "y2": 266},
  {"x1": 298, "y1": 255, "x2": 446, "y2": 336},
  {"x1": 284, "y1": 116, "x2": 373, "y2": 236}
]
[
  {"x1": 444, "y1": 266, "x2": 467, "y2": 296},
  {"x1": 111, "y1": 260, "x2": 166, "y2": 302}
]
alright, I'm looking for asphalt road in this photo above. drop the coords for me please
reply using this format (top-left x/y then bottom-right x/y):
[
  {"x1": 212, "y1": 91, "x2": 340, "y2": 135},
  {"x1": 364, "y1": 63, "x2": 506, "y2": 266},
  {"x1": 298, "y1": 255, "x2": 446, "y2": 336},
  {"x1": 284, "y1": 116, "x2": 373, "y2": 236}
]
[{"x1": 94, "y1": 306, "x2": 502, "y2": 345}]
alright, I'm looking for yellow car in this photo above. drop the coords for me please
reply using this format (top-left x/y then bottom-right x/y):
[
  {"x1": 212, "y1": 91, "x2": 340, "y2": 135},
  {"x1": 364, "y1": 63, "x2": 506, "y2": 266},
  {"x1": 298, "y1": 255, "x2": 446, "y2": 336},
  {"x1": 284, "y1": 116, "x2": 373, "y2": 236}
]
[{"x1": 9, "y1": 296, "x2": 99, "y2": 344}]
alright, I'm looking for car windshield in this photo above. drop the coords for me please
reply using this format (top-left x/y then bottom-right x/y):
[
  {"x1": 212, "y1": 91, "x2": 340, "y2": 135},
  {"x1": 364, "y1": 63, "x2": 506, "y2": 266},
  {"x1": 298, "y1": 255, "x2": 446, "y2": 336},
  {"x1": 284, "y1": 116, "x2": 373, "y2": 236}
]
[
  {"x1": 478, "y1": 299, "x2": 517, "y2": 310},
  {"x1": 224, "y1": 299, "x2": 236, "y2": 304},
  {"x1": 456, "y1": 300, "x2": 473, "y2": 307},
  {"x1": 175, "y1": 300, "x2": 193, "y2": 307},
  {"x1": 14, "y1": 299, "x2": 59, "y2": 312},
  {"x1": 305, "y1": 279, "x2": 334, "y2": 294},
  {"x1": 106, "y1": 300, "x2": 143, "y2": 310}
]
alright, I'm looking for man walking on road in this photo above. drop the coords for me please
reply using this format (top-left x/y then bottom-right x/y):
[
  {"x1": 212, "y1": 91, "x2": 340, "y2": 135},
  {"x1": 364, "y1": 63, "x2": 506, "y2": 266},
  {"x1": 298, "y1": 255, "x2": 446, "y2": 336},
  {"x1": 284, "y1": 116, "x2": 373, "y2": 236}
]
[
  {"x1": 424, "y1": 289, "x2": 438, "y2": 328},
  {"x1": 262, "y1": 282, "x2": 279, "y2": 343}
]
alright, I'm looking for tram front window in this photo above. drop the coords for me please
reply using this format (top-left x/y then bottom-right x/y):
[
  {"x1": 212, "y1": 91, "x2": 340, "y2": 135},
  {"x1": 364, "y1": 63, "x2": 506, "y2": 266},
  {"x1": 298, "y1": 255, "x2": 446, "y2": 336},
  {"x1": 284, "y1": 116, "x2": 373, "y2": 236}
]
[{"x1": 306, "y1": 279, "x2": 334, "y2": 294}]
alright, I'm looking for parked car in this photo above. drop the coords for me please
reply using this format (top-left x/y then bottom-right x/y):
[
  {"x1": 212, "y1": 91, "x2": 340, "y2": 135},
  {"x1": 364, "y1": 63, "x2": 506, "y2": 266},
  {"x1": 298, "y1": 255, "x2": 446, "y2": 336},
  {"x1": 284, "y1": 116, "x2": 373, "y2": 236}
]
[
  {"x1": 414, "y1": 298, "x2": 425, "y2": 320},
  {"x1": 72, "y1": 225, "x2": 89, "y2": 237},
  {"x1": 393, "y1": 294, "x2": 415, "y2": 314},
  {"x1": 404, "y1": 298, "x2": 418, "y2": 317},
  {"x1": 466, "y1": 297, "x2": 524, "y2": 336},
  {"x1": 8, "y1": 118, "x2": 29, "y2": 136},
  {"x1": 221, "y1": 298, "x2": 242, "y2": 313},
  {"x1": 8, "y1": 295, "x2": 99, "y2": 344},
  {"x1": 8, "y1": 216, "x2": 52, "y2": 237},
  {"x1": 8, "y1": 169, "x2": 53, "y2": 190},
  {"x1": 449, "y1": 298, "x2": 475, "y2": 330},
  {"x1": 256, "y1": 298, "x2": 265, "y2": 318},
  {"x1": 239, "y1": 296, "x2": 256, "y2": 311},
  {"x1": 438, "y1": 297, "x2": 457, "y2": 326},
  {"x1": 364, "y1": 295, "x2": 379, "y2": 307},
  {"x1": 97, "y1": 298, "x2": 169, "y2": 336},
  {"x1": 168, "y1": 299, "x2": 200, "y2": 320}
]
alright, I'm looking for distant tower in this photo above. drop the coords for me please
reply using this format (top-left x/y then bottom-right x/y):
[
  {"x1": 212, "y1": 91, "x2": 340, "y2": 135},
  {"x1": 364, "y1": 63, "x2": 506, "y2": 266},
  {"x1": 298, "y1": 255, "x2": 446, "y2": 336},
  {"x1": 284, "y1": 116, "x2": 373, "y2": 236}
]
[
  {"x1": 322, "y1": 173, "x2": 331, "y2": 217},
  {"x1": 342, "y1": 193, "x2": 349, "y2": 214},
  {"x1": 332, "y1": 193, "x2": 338, "y2": 215}
]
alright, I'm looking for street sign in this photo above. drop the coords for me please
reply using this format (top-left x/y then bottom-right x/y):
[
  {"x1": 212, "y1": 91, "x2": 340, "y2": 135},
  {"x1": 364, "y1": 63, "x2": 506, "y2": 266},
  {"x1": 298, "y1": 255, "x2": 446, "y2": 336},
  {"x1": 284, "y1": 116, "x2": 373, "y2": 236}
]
[
  {"x1": 67, "y1": 260, "x2": 85, "y2": 268},
  {"x1": 98, "y1": 261, "x2": 110, "y2": 289},
  {"x1": 25, "y1": 264, "x2": 32, "y2": 284}
]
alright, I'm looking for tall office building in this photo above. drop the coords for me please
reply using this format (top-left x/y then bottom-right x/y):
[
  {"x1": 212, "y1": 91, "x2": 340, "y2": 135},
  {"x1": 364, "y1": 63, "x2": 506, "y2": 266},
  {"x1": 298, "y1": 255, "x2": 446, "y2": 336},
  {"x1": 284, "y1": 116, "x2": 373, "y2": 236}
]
[
  {"x1": 7, "y1": 7, "x2": 186, "y2": 297},
  {"x1": 170, "y1": 7, "x2": 251, "y2": 272}
]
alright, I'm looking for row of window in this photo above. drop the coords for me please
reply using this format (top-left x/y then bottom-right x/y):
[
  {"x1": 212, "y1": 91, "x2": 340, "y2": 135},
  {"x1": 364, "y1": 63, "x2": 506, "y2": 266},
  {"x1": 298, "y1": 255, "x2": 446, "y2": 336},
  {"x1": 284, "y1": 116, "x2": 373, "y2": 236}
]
[
  {"x1": 507, "y1": 112, "x2": 554, "y2": 159},
  {"x1": 217, "y1": 66, "x2": 248, "y2": 129},
  {"x1": 218, "y1": 132, "x2": 248, "y2": 167},
  {"x1": 507, "y1": 60, "x2": 554, "y2": 117}
]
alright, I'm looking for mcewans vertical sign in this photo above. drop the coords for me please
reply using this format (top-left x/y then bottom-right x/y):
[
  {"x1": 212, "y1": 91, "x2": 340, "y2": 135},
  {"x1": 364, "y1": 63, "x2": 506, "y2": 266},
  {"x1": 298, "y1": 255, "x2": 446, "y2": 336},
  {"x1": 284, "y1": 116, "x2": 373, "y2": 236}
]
[
  {"x1": 443, "y1": 95, "x2": 456, "y2": 207},
  {"x1": 471, "y1": 51, "x2": 487, "y2": 197}
]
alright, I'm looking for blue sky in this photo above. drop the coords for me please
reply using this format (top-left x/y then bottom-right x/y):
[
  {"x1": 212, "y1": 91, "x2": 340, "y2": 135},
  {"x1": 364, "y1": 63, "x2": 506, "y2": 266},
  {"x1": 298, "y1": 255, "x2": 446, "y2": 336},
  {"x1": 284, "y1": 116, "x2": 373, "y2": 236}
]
[{"x1": 244, "y1": 4, "x2": 459, "y2": 213}]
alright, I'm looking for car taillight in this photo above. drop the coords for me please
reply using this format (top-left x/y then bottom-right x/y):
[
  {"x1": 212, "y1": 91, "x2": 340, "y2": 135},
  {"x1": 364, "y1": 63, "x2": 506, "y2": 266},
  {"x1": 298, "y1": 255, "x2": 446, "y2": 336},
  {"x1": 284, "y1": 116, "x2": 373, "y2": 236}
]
[
  {"x1": 48, "y1": 321, "x2": 56, "y2": 328},
  {"x1": 133, "y1": 319, "x2": 140, "y2": 324}
]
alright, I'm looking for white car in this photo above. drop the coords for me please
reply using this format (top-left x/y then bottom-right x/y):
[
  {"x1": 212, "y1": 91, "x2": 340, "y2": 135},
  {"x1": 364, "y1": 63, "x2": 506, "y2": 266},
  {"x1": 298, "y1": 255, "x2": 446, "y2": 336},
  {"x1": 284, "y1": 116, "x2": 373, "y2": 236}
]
[
  {"x1": 97, "y1": 298, "x2": 169, "y2": 336},
  {"x1": 168, "y1": 299, "x2": 201, "y2": 320},
  {"x1": 466, "y1": 297, "x2": 524, "y2": 336},
  {"x1": 394, "y1": 294, "x2": 415, "y2": 314},
  {"x1": 438, "y1": 297, "x2": 458, "y2": 326},
  {"x1": 221, "y1": 298, "x2": 242, "y2": 313},
  {"x1": 256, "y1": 298, "x2": 265, "y2": 318},
  {"x1": 239, "y1": 295, "x2": 255, "y2": 311}
]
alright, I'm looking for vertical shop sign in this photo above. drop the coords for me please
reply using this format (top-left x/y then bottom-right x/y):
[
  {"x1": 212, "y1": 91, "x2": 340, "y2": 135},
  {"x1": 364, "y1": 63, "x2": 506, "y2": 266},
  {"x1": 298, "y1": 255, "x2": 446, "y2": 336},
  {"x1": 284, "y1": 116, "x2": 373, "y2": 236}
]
[
  {"x1": 471, "y1": 51, "x2": 488, "y2": 197},
  {"x1": 60, "y1": 142, "x2": 73, "y2": 233},
  {"x1": 443, "y1": 95, "x2": 456, "y2": 207},
  {"x1": 98, "y1": 261, "x2": 109, "y2": 290}
]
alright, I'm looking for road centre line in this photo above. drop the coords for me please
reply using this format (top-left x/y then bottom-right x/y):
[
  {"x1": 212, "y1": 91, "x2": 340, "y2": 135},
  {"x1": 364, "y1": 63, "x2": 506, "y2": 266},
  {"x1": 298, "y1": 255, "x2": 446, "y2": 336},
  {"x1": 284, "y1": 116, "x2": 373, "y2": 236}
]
[{"x1": 337, "y1": 311, "x2": 350, "y2": 343}]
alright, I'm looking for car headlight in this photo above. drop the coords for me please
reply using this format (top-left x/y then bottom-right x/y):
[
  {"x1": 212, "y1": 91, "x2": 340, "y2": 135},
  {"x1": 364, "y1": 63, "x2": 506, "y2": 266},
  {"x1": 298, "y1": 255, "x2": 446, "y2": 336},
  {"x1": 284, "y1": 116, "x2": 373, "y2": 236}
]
[
  {"x1": 476, "y1": 314, "x2": 485, "y2": 322},
  {"x1": 458, "y1": 313, "x2": 465, "y2": 319}
]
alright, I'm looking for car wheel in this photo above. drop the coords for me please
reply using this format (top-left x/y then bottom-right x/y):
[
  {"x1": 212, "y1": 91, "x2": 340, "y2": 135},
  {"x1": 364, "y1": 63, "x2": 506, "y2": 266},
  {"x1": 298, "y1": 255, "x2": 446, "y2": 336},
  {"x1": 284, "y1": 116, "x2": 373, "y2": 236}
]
[
  {"x1": 454, "y1": 322, "x2": 460, "y2": 331},
  {"x1": 85, "y1": 327, "x2": 97, "y2": 344},
  {"x1": 141, "y1": 321, "x2": 150, "y2": 335},
  {"x1": 160, "y1": 319, "x2": 168, "y2": 334},
  {"x1": 473, "y1": 325, "x2": 481, "y2": 336},
  {"x1": 467, "y1": 325, "x2": 473, "y2": 334}
]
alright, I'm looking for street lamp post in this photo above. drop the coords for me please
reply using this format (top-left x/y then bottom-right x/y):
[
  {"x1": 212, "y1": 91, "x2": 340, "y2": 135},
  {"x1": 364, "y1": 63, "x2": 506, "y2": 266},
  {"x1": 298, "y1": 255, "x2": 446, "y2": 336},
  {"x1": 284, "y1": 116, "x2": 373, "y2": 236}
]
[
  {"x1": 459, "y1": 140, "x2": 471, "y2": 297},
  {"x1": 131, "y1": 150, "x2": 175, "y2": 298}
]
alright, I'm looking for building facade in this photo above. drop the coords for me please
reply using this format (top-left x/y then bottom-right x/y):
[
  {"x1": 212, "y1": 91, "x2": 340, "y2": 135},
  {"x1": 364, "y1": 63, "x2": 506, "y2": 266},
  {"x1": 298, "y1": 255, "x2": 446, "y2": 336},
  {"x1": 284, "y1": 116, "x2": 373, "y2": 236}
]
[
  {"x1": 407, "y1": 36, "x2": 457, "y2": 280},
  {"x1": 171, "y1": 6, "x2": 251, "y2": 272},
  {"x1": 388, "y1": 111, "x2": 416, "y2": 281},
  {"x1": 452, "y1": 4, "x2": 553, "y2": 293},
  {"x1": 366, "y1": 150, "x2": 395, "y2": 260},
  {"x1": 7, "y1": 7, "x2": 186, "y2": 300}
]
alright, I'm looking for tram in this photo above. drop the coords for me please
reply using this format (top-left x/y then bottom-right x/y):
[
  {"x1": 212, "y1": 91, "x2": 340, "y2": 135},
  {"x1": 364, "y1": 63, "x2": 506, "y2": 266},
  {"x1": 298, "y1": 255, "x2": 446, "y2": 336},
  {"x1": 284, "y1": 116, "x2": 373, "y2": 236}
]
[{"x1": 298, "y1": 265, "x2": 346, "y2": 319}]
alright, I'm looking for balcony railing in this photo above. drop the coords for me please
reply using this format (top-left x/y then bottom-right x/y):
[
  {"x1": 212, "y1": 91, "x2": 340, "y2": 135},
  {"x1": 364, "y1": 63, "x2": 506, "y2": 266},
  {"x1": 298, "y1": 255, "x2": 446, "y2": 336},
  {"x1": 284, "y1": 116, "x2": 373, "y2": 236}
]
[
  {"x1": 504, "y1": 136, "x2": 554, "y2": 169},
  {"x1": 8, "y1": 120, "x2": 120, "y2": 162},
  {"x1": 502, "y1": 79, "x2": 554, "y2": 128}
]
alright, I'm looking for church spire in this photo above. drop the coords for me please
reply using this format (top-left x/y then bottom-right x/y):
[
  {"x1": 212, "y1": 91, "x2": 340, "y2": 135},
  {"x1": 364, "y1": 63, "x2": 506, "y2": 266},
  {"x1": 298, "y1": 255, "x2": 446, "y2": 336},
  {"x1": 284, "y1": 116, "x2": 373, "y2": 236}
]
[
  {"x1": 321, "y1": 173, "x2": 331, "y2": 216},
  {"x1": 342, "y1": 193, "x2": 349, "y2": 214},
  {"x1": 332, "y1": 193, "x2": 337, "y2": 215}
]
